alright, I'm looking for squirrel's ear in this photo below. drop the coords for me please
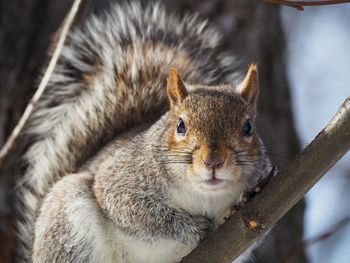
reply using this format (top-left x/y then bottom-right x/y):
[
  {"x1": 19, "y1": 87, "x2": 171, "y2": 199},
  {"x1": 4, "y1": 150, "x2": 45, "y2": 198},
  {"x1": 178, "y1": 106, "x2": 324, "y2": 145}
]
[
  {"x1": 167, "y1": 68, "x2": 188, "y2": 108},
  {"x1": 238, "y1": 64, "x2": 259, "y2": 111}
]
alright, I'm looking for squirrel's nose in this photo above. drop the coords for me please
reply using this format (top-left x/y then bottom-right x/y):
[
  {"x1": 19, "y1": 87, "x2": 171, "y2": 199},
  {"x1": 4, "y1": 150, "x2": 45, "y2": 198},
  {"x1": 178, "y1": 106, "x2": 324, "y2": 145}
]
[{"x1": 203, "y1": 158, "x2": 224, "y2": 169}]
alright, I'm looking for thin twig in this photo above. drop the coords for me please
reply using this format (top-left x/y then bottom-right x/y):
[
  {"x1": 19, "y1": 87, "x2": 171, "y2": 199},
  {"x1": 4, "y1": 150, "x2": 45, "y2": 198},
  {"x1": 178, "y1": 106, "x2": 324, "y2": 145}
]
[
  {"x1": 0, "y1": 0, "x2": 82, "y2": 170},
  {"x1": 283, "y1": 216, "x2": 350, "y2": 263},
  {"x1": 262, "y1": 0, "x2": 350, "y2": 11}
]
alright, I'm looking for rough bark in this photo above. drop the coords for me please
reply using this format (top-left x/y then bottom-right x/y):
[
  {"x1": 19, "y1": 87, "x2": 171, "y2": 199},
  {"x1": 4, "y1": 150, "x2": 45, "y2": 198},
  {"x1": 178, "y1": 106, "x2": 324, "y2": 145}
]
[{"x1": 0, "y1": 0, "x2": 306, "y2": 262}]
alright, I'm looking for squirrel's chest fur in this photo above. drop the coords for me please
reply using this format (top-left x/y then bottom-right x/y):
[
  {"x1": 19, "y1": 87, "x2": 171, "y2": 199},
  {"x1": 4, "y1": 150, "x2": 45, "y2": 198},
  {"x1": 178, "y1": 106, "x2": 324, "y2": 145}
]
[
  {"x1": 36, "y1": 171, "x2": 234, "y2": 263},
  {"x1": 168, "y1": 183, "x2": 241, "y2": 225},
  {"x1": 117, "y1": 234, "x2": 193, "y2": 263}
]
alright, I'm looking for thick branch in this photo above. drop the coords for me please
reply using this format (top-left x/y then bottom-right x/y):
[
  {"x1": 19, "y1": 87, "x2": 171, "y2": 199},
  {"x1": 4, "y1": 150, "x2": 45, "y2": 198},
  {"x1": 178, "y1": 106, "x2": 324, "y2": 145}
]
[
  {"x1": 262, "y1": 0, "x2": 350, "y2": 11},
  {"x1": 183, "y1": 97, "x2": 350, "y2": 263}
]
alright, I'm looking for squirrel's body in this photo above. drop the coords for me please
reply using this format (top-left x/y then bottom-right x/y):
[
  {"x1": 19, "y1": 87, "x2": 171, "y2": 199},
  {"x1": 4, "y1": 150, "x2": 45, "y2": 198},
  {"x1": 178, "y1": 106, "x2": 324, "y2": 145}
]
[
  {"x1": 16, "y1": 2, "x2": 270, "y2": 262},
  {"x1": 34, "y1": 119, "x2": 239, "y2": 263}
]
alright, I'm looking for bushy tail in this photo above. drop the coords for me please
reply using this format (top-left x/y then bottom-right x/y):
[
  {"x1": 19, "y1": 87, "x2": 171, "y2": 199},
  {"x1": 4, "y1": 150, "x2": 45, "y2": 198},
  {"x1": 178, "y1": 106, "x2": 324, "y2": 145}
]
[{"x1": 15, "y1": 2, "x2": 240, "y2": 261}]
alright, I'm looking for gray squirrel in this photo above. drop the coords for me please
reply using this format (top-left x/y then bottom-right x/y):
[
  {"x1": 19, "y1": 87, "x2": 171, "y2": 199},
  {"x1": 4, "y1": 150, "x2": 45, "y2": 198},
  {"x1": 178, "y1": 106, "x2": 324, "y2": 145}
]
[{"x1": 15, "y1": 2, "x2": 271, "y2": 262}]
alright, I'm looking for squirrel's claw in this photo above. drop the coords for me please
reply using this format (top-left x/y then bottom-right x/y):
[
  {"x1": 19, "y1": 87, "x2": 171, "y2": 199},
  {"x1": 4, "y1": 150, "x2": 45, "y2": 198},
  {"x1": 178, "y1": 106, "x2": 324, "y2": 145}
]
[
  {"x1": 229, "y1": 167, "x2": 278, "y2": 215},
  {"x1": 246, "y1": 166, "x2": 277, "y2": 200},
  {"x1": 254, "y1": 166, "x2": 277, "y2": 194}
]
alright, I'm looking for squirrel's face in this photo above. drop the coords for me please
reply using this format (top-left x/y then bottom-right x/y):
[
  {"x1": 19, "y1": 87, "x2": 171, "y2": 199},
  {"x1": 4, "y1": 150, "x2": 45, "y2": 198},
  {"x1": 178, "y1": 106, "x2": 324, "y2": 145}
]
[{"x1": 165, "y1": 66, "x2": 269, "y2": 194}]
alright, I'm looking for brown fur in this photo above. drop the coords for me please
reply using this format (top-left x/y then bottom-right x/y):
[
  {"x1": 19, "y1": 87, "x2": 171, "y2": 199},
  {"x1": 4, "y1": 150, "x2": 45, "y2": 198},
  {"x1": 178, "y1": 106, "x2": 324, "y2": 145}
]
[
  {"x1": 167, "y1": 68, "x2": 262, "y2": 177},
  {"x1": 32, "y1": 66, "x2": 270, "y2": 263},
  {"x1": 17, "y1": 2, "x2": 269, "y2": 261}
]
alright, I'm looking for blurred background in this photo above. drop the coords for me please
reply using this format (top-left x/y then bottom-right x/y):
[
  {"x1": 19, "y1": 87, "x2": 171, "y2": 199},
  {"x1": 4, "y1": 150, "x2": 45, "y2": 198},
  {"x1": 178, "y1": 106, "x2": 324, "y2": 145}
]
[
  {"x1": 283, "y1": 5, "x2": 350, "y2": 263},
  {"x1": 0, "y1": 0, "x2": 349, "y2": 262}
]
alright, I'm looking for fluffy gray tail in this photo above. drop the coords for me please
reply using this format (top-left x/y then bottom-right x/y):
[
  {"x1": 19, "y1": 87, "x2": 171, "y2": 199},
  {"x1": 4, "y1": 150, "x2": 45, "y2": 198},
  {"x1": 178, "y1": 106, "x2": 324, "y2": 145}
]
[{"x1": 15, "y1": 2, "x2": 240, "y2": 261}]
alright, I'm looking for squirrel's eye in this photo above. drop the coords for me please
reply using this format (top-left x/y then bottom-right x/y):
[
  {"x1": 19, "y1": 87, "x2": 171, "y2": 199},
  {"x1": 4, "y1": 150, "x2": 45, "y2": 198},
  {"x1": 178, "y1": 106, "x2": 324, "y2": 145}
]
[
  {"x1": 243, "y1": 119, "x2": 253, "y2": 137},
  {"x1": 176, "y1": 118, "x2": 186, "y2": 135}
]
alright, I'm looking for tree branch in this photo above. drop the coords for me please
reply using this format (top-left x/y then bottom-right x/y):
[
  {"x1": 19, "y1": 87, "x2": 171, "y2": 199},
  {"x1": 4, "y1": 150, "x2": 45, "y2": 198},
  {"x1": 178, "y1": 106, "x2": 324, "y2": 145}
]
[
  {"x1": 262, "y1": 0, "x2": 350, "y2": 11},
  {"x1": 182, "y1": 97, "x2": 350, "y2": 263},
  {"x1": 0, "y1": 0, "x2": 82, "y2": 171}
]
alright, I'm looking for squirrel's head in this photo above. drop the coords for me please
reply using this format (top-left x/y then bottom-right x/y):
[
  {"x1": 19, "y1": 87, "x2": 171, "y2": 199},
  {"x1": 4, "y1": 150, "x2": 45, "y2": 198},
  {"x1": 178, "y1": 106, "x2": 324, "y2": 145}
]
[{"x1": 165, "y1": 65, "x2": 268, "y2": 194}]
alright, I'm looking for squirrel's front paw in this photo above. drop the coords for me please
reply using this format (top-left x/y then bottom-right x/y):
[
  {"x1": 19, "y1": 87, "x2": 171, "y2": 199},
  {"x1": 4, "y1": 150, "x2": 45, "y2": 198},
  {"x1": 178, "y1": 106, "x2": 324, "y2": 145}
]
[
  {"x1": 174, "y1": 215, "x2": 213, "y2": 245},
  {"x1": 193, "y1": 215, "x2": 214, "y2": 242}
]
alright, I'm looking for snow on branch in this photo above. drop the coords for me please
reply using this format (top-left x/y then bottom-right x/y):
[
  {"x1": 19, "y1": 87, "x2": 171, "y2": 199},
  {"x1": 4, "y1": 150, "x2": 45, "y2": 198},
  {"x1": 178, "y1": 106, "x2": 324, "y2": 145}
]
[{"x1": 183, "y1": 97, "x2": 350, "y2": 263}]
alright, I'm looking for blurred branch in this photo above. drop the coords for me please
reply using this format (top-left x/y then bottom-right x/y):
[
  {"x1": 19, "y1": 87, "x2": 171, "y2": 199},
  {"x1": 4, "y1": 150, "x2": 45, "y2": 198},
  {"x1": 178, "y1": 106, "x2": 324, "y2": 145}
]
[
  {"x1": 262, "y1": 0, "x2": 350, "y2": 11},
  {"x1": 283, "y1": 216, "x2": 350, "y2": 263},
  {"x1": 0, "y1": 0, "x2": 82, "y2": 173},
  {"x1": 182, "y1": 97, "x2": 350, "y2": 263}
]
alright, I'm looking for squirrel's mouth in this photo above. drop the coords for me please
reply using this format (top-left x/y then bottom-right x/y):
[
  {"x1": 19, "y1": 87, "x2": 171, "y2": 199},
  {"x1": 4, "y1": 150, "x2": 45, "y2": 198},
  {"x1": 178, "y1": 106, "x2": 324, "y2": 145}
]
[
  {"x1": 202, "y1": 170, "x2": 228, "y2": 187},
  {"x1": 199, "y1": 177, "x2": 229, "y2": 191},
  {"x1": 192, "y1": 166, "x2": 233, "y2": 190},
  {"x1": 204, "y1": 177, "x2": 224, "y2": 185}
]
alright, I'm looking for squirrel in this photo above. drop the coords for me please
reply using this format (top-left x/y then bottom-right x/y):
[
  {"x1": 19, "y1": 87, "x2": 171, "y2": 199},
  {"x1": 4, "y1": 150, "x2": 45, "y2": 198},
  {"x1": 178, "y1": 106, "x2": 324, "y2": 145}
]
[{"x1": 15, "y1": 2, "x2": 271, "y2": 263}]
